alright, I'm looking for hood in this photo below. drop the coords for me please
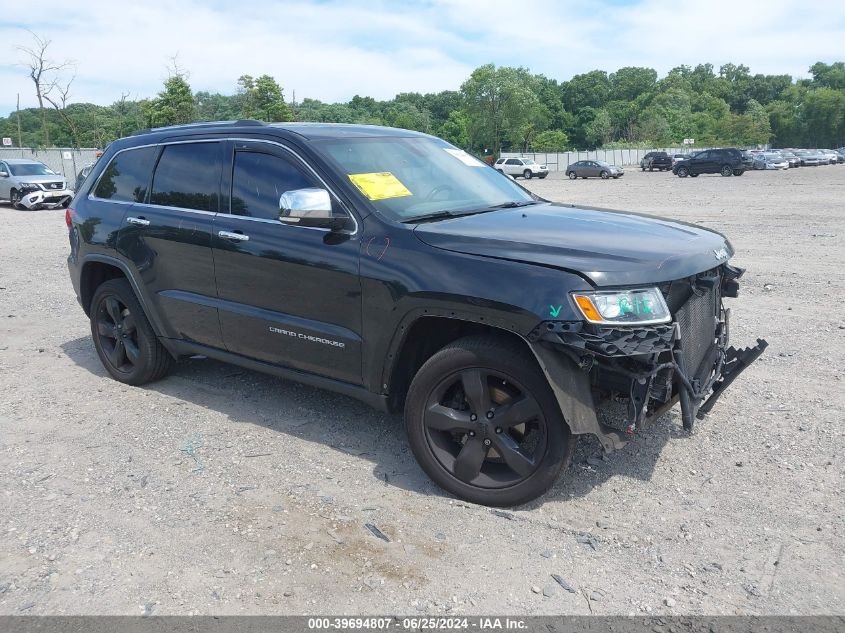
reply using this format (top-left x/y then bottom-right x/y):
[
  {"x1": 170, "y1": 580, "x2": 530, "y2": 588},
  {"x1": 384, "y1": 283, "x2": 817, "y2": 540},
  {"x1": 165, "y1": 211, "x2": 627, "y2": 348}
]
[
  {"x1": 15, "y1": 174, "x2": 65, "y2": 185},
  {"x1": 413, "y1": 202, "x2": 733, "y2": 286}
]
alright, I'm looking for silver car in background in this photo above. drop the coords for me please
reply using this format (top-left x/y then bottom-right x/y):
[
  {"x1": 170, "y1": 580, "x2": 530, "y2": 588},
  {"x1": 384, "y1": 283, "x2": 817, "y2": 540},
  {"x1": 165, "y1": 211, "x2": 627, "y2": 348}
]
[
  {"x1": 0, "y1": 159, "x2": 73, "y2": 209},
  {"x1": 752, "y1": 152, "x2": 789, "y2": 170}
]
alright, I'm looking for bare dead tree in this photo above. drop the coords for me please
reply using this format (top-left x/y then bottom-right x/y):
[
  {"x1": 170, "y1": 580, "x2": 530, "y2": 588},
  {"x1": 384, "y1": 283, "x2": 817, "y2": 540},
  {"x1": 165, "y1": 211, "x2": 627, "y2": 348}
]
[
  {"x1": 17, "y1": 31, "x2": 75, "y2": 147},
  {"x1": 43, "y1": 73, "x2": 82, "y2": 148}
]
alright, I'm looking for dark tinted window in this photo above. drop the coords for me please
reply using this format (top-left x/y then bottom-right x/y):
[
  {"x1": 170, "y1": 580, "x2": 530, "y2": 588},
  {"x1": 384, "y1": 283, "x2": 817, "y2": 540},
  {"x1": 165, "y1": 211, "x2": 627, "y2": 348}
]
[
  {"x1": 230, "y1": 151, "x2": 315, "y2": 220},
  {"x1": 150, "y1": 143, "x2": 221, "y2": 211},
  {"x1": 505, "y1": 159, "x2": 521, "y2": 165},
  {"x1": 94, "y1": 147, "x2": 156, "y2": 202}
]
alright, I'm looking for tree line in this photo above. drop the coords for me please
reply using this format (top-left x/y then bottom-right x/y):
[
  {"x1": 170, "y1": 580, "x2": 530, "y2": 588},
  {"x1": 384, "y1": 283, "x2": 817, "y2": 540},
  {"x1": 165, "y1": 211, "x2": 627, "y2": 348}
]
[{"x1": 3, "y1": 34, "x2": 844, "y2": 154}]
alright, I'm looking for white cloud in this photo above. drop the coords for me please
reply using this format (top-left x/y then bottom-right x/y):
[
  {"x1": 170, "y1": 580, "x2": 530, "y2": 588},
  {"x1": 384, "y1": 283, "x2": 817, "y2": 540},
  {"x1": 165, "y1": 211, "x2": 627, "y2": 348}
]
[{"x1": 1, "y1": 0, "x2": 843, "y2": 115}]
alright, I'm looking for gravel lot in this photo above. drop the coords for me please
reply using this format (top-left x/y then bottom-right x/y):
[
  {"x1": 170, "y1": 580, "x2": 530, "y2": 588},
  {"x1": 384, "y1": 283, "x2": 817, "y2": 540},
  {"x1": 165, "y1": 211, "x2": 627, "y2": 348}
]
[{"x1": 1, "y1": 166, "x2": 843, "y2": 616}]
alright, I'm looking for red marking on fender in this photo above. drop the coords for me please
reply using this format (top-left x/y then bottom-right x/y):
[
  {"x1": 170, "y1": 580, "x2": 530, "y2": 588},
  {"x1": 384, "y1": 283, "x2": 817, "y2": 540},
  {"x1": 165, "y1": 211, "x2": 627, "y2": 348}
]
[{"x1": 365, "y1": 236, "x2": 390, "y2": 261}]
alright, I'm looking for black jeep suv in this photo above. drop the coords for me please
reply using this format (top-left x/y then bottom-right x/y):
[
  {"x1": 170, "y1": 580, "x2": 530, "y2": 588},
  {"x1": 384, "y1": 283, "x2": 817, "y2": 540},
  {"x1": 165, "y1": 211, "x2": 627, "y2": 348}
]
[
  {"x1": 640, "y1": 151, "x2": 672, "y2": 171},
  {"x1": 672, "y1": 148, "x2": 746, "y2": 177},
  {"x1": 67, "y1": 121, "x2": 766, "y2": 506}
]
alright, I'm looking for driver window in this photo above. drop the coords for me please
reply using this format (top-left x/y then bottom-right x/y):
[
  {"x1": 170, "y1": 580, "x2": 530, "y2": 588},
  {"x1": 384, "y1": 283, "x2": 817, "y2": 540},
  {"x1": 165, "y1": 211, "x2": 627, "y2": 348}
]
[{"x1": 231, "y1": 150, "x2": 321, "y2": 220}]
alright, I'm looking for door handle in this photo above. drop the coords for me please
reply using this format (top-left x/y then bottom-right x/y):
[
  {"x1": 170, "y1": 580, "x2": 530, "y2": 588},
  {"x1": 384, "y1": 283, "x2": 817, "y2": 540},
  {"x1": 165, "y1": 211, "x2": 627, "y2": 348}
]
[
  {"x1": 218, "y1": 230, "x2": 250, "y2": 242},
  {"x1": 126, "y1": 216, "x2": 150, "y2": 226}
]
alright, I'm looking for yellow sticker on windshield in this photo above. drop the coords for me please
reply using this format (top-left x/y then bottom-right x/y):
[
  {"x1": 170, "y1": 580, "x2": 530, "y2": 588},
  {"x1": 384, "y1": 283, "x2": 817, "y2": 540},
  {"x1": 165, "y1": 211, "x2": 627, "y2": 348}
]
[{"x1": 348, "y1": 172, "x2": 413, "y2": 201}]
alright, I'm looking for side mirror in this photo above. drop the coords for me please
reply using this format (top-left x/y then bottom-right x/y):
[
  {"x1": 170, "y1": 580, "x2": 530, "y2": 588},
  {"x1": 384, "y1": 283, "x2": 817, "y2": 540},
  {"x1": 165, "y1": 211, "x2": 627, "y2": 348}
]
[
  {"x1": 279, "y1": 188, "x2": 347, "y2": 231},
  {"x1": 0, "y1": 171, "x2": 8, "y2": 178}
]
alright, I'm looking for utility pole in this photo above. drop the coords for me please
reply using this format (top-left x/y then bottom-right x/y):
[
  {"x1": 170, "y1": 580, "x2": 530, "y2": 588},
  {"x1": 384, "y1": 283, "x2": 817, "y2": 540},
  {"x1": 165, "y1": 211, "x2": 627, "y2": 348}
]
[{"x1": 16, "y1": 93, "x2": 23, "y2": 155}]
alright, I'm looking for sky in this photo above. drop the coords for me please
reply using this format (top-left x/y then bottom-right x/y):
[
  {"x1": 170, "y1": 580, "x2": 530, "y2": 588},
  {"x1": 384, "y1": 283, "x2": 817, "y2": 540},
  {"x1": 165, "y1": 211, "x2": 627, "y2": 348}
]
[{"x1": 1, "y1": 0, "x2": 844, "y2": 116}]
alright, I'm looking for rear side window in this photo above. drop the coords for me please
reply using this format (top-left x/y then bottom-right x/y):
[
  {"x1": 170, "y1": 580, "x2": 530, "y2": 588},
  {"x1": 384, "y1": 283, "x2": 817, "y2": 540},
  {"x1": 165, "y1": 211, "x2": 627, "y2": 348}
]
[
  {"x1": 230, "y1": 151, "x2": 315, "y2": 220},
  {"x1": 150, "y1": 142, "x2": 221, "y2": 212},
  {"x1": 94, "y1": 147, "x2": 157, "y2": 202}
]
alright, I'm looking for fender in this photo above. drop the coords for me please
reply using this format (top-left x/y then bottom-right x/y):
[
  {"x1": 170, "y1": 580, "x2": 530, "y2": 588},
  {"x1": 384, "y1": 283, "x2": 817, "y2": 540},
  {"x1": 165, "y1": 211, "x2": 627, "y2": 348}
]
[
  {"x1": 80, "y1": 253, "x2": 171, "y2": 341},
  {"x1": 379, "y1": 306, "x2": 535, "y2": 395}
]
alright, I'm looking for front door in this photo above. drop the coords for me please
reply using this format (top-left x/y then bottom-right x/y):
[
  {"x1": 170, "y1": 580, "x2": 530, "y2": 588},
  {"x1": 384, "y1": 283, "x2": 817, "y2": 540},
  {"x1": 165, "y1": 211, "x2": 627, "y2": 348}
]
[{"x1": 212, "y1": 141, "x2": 363, "y2": 385}]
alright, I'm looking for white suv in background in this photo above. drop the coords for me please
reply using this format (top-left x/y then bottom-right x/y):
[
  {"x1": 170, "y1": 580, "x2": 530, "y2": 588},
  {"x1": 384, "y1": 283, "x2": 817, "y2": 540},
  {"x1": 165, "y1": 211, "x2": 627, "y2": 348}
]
[{"x1": 494, "y1": 157, "x2": 549, "y2": 179}]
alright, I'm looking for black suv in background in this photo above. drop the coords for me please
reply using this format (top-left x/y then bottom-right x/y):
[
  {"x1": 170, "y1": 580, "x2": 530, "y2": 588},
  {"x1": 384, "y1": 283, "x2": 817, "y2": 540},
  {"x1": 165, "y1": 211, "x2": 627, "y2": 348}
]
[
  {"x1": 66, "y1": 121, "x2": 766, "y2": 506},
  {"x1": 640, "y1": 151, "x2": 672, "y2": 171},
  {"x1": 672, "y1": 148, "x2": 746, "y2": 177}
]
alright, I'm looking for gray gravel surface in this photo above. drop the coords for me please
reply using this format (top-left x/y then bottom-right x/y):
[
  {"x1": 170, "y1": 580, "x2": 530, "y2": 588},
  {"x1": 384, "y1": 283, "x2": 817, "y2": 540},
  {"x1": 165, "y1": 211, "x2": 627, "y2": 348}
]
[{"x1": 0, "y1": 166, "x2": 843, "y2": 615}]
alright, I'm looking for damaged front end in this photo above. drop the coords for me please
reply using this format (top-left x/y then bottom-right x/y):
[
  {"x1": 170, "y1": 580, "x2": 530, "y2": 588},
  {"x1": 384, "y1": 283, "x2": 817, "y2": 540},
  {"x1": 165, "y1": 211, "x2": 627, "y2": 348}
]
[{"x1": 527, "y1": 264, "x2": 767, "y2": 452}]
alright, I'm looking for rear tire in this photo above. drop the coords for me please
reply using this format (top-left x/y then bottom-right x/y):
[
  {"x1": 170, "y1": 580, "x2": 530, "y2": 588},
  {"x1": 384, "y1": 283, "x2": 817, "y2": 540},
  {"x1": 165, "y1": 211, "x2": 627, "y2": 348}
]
[
  {"x1": 720, "y1": 165, "x2": 733, "y2": 177},
  {"x1": 405, "y1": 336, "x2": 573, "y2": 507},
  {"x1": 90, "y1": 278, "x2": 174, "y2": 386},
  {"x1": 733, "y1": 169, "x2": 744, "y2": 176}
]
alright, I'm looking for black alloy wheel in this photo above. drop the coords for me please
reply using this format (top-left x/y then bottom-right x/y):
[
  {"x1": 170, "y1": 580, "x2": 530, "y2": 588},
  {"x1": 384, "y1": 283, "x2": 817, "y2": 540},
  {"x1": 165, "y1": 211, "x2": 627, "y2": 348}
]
[
  {"x1": 720, "y1": 164, "x2": 733, "y2": 177},
  {"x1": 90, "y1": 278, "x2": 173, "y2": 385},
  {"x1": 405, "y1": 336, "x2": 572, "y2": 506},
  {"x1": 95, "y1": 294, "x2": 140, "y2": 375},
  {"x1": 568, "y1": 171, "x2": 577, "y2": 180},
  {"x1": 677, "y1": 166, "x2": 689, "y2": 178},
  {"x1": 422, "y1": 368, "x2": 547, "y2": 488}
]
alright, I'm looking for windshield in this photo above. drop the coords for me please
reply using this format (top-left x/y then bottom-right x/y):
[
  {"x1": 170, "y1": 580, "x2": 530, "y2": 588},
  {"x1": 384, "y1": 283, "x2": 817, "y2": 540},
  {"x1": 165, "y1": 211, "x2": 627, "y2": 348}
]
[
  {"x1": 521, "y1": 158, "x2": 536, "y2": 165},
  {"x1": 8, "y1": 162, "x2": 56, "y2": 176},
  {"x1": 313, "y1": 137, "x2": 535, "y2": 222}
]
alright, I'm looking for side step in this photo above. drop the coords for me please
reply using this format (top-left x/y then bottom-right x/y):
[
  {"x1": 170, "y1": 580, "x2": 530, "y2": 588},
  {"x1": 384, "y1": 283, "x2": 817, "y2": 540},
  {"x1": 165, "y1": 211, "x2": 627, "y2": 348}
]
[{"x1": 696, "y1": 338, "x2": 768, "y2": 419}]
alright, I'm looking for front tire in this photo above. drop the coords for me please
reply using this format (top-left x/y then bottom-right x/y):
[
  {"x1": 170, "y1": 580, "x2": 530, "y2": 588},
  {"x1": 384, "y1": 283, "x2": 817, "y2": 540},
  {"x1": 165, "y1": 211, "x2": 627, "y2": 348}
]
[
  {"x1": 676, "y1": 166, "x2": 689, "y2": 178},
  {"x1": 568, "y1": 171, "x2": 577, "y2": 180},
  {"x1": 600, "y1": 171, "x2": 609, "y2": 179},
  {"x1": 405, "y1": 336, "x2": 573, "y2": 507},
  {"x1": 720, "y1": 165, "x2": 733, "y2": 177},
  {"x1": 9, "y1": 189, "x2": 24, "y2": 209},
  {"x1": 90, "y1": 278, "x2": 174, "y2": 386},
  {"x1": 523, "y1": 169, "x2": 533, "y2": 179}
]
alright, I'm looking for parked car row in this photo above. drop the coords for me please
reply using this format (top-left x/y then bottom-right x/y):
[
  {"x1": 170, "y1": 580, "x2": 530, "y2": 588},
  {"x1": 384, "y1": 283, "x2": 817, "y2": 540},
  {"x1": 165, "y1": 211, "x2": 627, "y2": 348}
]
[{"x1": 747, "y1": 148, "x2": 844, "y2": 169}]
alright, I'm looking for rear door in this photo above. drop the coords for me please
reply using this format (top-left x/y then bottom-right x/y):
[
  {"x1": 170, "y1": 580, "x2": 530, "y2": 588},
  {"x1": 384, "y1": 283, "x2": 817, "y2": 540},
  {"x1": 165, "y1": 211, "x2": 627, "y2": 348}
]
[
  {"x1": 504, "y1": 158, "x2": 521, "y2": 175},
  {"x1": 116, "y1": 140, "x2": 224, "y2": 348},
  {"x1": 211, "y1": 140, "x2": 362, "y2": 384}
]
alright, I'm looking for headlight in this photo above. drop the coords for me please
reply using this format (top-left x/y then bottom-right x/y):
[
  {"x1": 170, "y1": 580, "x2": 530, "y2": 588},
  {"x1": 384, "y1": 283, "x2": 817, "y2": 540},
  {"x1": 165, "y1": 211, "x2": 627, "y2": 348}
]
[
  {"x1": 20, "y1": 182, "x2": 41, "y2": 191},
  {"x1": 571, "y1": 287, "x2": 670, "y2": 325}
]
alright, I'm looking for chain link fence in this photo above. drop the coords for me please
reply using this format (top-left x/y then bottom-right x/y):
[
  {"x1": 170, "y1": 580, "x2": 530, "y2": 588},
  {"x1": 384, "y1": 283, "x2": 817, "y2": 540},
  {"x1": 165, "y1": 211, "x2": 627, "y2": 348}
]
[{"x1": 500, "y1": 147, "x2": 706, "y2": 172}]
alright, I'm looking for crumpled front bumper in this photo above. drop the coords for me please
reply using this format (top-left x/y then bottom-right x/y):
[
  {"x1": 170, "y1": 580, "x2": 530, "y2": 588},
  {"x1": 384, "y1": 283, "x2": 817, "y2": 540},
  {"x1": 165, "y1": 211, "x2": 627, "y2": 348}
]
[
  {"x1": 526, "y1": 272, "x2": 767, "y2": 452},
  {"x1": 17, "y1": 188, "x2": 74, "y2": 209}
]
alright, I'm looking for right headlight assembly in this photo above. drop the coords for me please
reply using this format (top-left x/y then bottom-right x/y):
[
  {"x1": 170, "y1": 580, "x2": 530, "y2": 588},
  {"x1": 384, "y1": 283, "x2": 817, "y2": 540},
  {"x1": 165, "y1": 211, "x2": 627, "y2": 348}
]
[{"x1": 571, "y1": 287, "x2": 671, "y2": 325}]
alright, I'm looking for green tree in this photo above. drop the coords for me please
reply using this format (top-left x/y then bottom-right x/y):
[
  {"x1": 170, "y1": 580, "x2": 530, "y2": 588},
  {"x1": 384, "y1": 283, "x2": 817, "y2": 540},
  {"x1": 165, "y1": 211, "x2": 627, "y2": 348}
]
[
  {"x1": 438, "y1": 110, "x2": 469, "y2": 148},
  {"x1": 144, "y1": 75, "x2": 195, "y2": 127},
  {"x1": 802, "y1": 87, "x2": 845, "y2": 147},
  {"x1": 237, "y1": 74, "x2": 292, "y2": 122},
  {"x1": 610, "y1": 67, "x2": 657, "y2": 102},
  {"x1": 584, "y1": 110, "x2": 613, "y2": 147},
  {"x1": 531, "y1": 129, "x2": 569, "y2": 152},
  {"x1": 562, "y1": 70, "x2": 611, "y2": 112},
  {"x1": 809, "y1": 62, "x2": 845, "y2": 90},
  {"x1": 460, "y1": 64, "x2": 545, "y2": 155}
]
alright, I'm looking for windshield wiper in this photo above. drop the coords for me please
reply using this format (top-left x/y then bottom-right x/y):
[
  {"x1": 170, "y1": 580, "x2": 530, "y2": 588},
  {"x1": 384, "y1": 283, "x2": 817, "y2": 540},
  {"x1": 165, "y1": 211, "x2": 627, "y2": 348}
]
[
  {"x1": 402, "y1": 200, "x2": 541, "y2": 224},
  {"x1": 486, "y1": 200, "x2": 541, "y2": 209}
]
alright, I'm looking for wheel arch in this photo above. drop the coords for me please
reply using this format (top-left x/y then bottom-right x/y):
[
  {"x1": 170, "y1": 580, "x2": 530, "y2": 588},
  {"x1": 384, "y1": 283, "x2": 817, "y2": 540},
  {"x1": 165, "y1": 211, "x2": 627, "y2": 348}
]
[
  {"x1": 79, "y1": 255, "x2": 169, "y2": 339},
  {"x1": 383, "y1": 315, "x2": 537, "y2": 414}
]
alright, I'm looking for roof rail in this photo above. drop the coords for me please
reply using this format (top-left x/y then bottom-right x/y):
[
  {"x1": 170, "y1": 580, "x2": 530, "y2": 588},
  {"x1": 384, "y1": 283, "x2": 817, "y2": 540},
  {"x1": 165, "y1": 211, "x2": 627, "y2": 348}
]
[{"x1": 132, "y1": 119, "x2": 267, "y2": 136}]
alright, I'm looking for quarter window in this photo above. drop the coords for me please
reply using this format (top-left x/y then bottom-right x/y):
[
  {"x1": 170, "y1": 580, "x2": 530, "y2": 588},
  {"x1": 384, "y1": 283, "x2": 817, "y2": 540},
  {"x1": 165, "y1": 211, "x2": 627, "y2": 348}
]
[
  {"x1": 94, "y1": 147, "x2": 157, "y2": 202},
  {"x1": 230, "y1": 151, "x2": 315, "y2": 220},
  {"x1": 150, "y1": 142, "x2": 221, "y2": 212}
]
